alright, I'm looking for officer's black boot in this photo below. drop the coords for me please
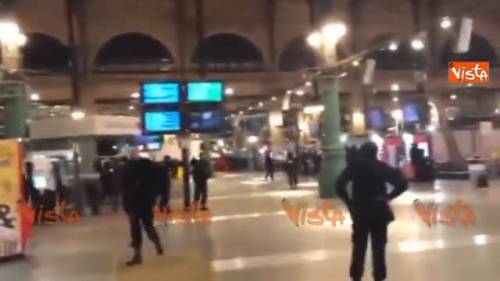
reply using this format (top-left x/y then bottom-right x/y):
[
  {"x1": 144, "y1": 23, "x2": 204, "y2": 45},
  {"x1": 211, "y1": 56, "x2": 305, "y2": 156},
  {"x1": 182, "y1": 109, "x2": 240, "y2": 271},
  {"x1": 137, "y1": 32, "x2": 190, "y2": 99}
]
[{"x1": 125, "y1": 248, "x2": 142, "y2": 266}]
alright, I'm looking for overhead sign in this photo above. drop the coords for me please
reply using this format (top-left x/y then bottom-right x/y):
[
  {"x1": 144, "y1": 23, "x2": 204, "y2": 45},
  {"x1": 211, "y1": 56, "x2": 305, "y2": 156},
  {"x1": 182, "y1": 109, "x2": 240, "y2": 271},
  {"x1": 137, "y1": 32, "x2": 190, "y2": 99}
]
[
  {"x1": 188, "y1": 110, "x2": 225, "y2": 132},
  {"x1": 142, "y1": 110, "x2": 182, "y2": 134},
  {"x1": 139, "y1": 80, "x2": 226, "y2": 136},
  {"x1": 141, "y1": 81, "x2": 181, "y2": 104},
  {"x1": 449, "y1": 61, "x2": 490, "y2": 84},
  {"x1": 187, "y1": 81, "x2": 224, "y2": 103}
]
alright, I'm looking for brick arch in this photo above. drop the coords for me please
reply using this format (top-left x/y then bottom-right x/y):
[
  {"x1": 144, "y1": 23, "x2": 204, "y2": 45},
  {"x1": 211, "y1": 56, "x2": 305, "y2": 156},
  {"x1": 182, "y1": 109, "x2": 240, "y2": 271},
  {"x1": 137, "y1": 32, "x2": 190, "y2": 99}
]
[
  {"x1": 191, "y1": 32, "x2": 265, "y2": 72},
  {"x1": 367, "y1": 33, "x2": 424, "y2": 70},
  {"x1": 21, "y1": 32, "x2": 71, "y2": 72},
  {"x1": 440, "y1": 33, "x2": 498, "y2": 68},
  {"x1": 278, "y1": 36, "x2": 319, "y2": 72},
  {"x1": 93, "y1": 32, "x2": 175, "y2": 72}
]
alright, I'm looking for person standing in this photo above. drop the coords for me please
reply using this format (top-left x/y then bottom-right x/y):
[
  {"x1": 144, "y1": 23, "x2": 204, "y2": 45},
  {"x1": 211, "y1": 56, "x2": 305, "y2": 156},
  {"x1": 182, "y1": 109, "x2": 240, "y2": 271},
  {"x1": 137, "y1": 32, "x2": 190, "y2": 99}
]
[
  {"x1": 99, "y1": 161, "x2": 114, "y2": 204},
  {"x1": 336, "y1": 142, "x2": 408, "y2": 281},
  {"x1": 300, "y1": 150, "x2": 310, "y2": 176},
  {"x1": 285, "y1": 152, "x2": 299, "y2": 189},
  {"x1": 53, "y1": 162, "x2": 68, "y2": 204},
  {"x1": 25, "y1": 162, "x2": 42, "y2": 225},
  {"x1": 111, "y1": 157, "x2": 127, "y2": 212},
  {"x1": 159, "y1": 156, "x2": 173, "y2": 213},
  {"x1": 312, "y1": 150, "x2": 322, "y2": 175},
  {"x1": 264, "y1": 149, "x2": 274, "y2": 181},
  {"x1": 192, "y1": 154, "x2": 211, "y2": 210},
  {"x1": 122, "y1": 149, "x2": 164, "y2": 266}
]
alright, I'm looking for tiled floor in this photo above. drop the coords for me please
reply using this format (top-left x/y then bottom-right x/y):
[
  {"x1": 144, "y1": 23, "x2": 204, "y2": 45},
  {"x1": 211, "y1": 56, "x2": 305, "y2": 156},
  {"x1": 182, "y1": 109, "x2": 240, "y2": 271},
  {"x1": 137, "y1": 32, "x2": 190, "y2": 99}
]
[{"x1": 1, "y1": 173, "x2": 500, "y2": 281}]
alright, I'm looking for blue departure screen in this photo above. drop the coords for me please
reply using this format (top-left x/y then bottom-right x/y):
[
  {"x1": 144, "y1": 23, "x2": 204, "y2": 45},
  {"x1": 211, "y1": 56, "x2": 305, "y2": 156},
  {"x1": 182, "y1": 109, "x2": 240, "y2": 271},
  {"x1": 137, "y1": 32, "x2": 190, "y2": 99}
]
[
  {"x1": 189, "y1": 110, "x2": 224, "y2": 131},
  {"x1": 187, "y1": 81, "x2": 224, "y2": 102},
  {"x1": 369, "y1": 109, "x2": 386, "y2": 129},
  {"x1": 403, "y1": 103, "x2": 421, "y2": 123},
  {"x1": 144, "y1": 111, "x2": 181, "y2": 133},
  {"x1": 142, "y1": 82, "x2": 181, "y2": 104}
]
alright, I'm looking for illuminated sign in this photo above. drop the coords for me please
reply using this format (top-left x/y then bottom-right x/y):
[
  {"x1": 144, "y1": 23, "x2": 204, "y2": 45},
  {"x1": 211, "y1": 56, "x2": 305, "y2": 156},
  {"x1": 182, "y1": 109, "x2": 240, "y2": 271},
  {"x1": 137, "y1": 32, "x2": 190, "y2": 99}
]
[
  {"x1": 449, "y1": 61, "x2": 490, "y2": 84},
  {"x1": 141, "y1": 82, "x2": 181, "y2": 104},
  {"x1": 143, "y1": 111, "x2": 182, "y2": 134},
  {"x1": 187, "y1": 81, "x2": 224, "y2": 103}
]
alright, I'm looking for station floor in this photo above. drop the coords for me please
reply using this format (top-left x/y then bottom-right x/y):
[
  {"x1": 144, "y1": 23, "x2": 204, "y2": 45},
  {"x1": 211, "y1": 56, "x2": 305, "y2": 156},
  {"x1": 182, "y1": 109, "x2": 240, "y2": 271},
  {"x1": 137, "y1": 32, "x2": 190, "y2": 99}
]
[{"x1": 2, "y1": 172, "x2": 500, "y2": 281}]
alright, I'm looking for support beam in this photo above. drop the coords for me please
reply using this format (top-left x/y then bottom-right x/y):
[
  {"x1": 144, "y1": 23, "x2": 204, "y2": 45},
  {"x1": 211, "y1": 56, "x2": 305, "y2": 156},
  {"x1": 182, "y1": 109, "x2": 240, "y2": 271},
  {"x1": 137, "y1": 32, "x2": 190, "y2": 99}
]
[
  {"x1": 195, "y1": 0, "x2": 206, "y2": 78},
  {"x1": 266, "y1": 0, "x2": 277, "y2": 69},
  {"x1": 176, "y1": 0, "x2": 187, "y2": 80}
]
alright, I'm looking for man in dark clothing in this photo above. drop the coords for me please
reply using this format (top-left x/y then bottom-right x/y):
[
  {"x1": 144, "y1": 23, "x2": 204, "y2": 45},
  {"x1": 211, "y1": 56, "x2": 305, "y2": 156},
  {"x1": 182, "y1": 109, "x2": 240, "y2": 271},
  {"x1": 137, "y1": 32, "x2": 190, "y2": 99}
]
[
  {"x1": 336, "y1": 142, "x2": 408, "y2": 281},
  {"x1": 285, "y1": 152, "x2": 299, "y2": 189},
  {"x1": 122, "y1": 150, "x2": 164, "y2": 266},
  {"x1": 99, "y1": 161, "x2": 114, "y2": 202},
  {"x1": 264, "y1": 149, "x2": 274, "y2": 181},
  {"x1": 192, "y1": 155, "x2": 211, "y2": 210},
  {"x1": 410, "y1": 143, "x2": 422, "y2": 181},
  {"x1": 158, "y1": 156, "x2": 173, "y2": 213},
  {"x1": 312, "y1": 150, "x2": 322, "y2": 175},
  {"x1": 300, "y1": 151, "x2": 310, "y2": 175},
  {"x1": 53, "y1": 162, "x2": 67, "y2": 203},
  {"x1": 25, "y1": 162, "x2": 42, "y2": 225}
]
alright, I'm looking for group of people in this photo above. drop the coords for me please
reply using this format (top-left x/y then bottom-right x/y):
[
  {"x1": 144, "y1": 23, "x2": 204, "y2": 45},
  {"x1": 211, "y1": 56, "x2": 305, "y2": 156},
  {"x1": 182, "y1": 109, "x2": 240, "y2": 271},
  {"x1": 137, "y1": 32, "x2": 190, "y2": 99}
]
[
  {"x1": 119, "y1": 149, "x2": 212, "y2": 266},
  {"x1": 264, "y1": 150, "x2": 299, "y2": 188},
  {"x1": 122, "y1": 142, "x2": 410, "y2": 278},
  {"x1": 25, "y1": 148, "x2": 211, "y2": 267},
  {"x1": 24, "y1": 161, "x2": 69, "y2": 225},
  {"x1": 110, "y1": 142, "x2": 409, "y2": 279},
  {"x1": 25, "y1": 142, "x2": 408, "y2": 279},
  {"x1": 264, "y1": 149, "x2": 320, "y2": 189},
  {"x1": 300, "y1": 149, "x2": 322, "y2": 176}
]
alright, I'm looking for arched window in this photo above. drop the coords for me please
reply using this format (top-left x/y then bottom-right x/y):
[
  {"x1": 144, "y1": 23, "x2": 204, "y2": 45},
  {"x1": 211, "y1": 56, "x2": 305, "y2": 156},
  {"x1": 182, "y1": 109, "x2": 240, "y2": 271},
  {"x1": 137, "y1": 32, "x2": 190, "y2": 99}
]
[
  {"x1": 441, "y1": 34, "x2": 498, "y2": 68},
  {"x1": 21, "y1": 33, "x2": 70, "y2": 72},
  {"x1": 368, "y1": 34, "x2": 424, "y2": 70},
  {"x1": 192, "y1": 33, "x2": 264, "y2": 72},
  {"x1": 279, "y1": 37, "x2": 318, "y2": 71},
  {"x1": 95, "y1": 33, "x2": 173, "y2": 72}
]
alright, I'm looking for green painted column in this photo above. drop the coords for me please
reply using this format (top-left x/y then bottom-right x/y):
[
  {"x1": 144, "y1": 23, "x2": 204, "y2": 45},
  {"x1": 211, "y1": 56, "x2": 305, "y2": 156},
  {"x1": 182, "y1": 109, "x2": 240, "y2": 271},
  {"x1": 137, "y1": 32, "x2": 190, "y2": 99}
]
[
  {"x1": 2, "y1": 83, "x2": 28, "y2": 138},
  {"x1": 318, "y1": 75, "x2": 345, "y2": 198}
]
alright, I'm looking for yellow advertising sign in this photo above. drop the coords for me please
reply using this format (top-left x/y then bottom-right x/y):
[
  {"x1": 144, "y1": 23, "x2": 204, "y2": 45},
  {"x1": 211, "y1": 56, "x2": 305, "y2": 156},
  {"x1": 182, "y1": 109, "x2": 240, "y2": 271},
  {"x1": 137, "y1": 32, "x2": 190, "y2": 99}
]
[{"x1": 0, "y1": 140, "x2": 24, "y2": 258}]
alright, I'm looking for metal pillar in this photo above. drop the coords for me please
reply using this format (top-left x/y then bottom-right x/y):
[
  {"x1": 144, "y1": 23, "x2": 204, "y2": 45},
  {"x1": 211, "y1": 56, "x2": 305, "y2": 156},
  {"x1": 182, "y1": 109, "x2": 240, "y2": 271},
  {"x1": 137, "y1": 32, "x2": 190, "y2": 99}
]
[{"x1": 318, "y1": 76, "x2": 345, "y2": 198}]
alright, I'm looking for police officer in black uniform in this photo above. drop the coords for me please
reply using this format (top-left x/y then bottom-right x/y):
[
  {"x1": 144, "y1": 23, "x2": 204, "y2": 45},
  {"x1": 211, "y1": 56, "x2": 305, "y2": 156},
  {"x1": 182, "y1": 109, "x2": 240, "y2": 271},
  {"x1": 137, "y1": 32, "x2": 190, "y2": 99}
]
[
  {"x1": 122, "y1": 148, "x2": 164, "y2": 266},
  {"x1": 336, "y1": 142, "x2": 408, "y2": 281},
  {"x1": 192, "y1": 154, "x2": 211, "y2": 210}
]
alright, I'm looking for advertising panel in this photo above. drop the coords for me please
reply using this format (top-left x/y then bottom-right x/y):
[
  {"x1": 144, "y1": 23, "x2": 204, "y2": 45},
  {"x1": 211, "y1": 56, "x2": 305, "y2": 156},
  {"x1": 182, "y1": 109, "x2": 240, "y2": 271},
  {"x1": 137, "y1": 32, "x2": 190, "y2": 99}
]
[{"x1": 0, "y1": 140, "x2": 27, "y2": 258}]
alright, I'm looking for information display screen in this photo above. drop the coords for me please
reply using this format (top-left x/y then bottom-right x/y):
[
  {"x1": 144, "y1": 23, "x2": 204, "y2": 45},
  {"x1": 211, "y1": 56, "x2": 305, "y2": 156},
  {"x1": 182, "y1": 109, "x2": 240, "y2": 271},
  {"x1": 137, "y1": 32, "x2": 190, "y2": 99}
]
[
  {"x1": 403, "y1": 103, "x2": 422, "y2": 123},
  {"x1": 134, "y1": 135, "x2": 164, "y2": 151},
  {"x1": 368, "y1": 108, "x2": 387, "y2": 129},
  {"x1": 141, "y1": 82, "x2": 181, "y2": 104},
  {"x1": 143, "y1": 111, "x2": 182, "y2": 133},
  {"x1": 187, "y1": 81, "x2": 224, "y2": 103},
  {"x1": 189, "y1": 110, "x2": 224, "y2": 132}
]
